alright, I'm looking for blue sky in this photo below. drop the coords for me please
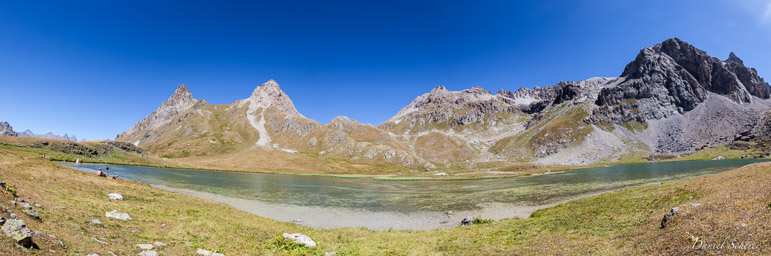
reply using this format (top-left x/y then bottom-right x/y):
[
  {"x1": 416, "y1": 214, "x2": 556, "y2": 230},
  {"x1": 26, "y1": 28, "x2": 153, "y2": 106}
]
[{"x1": 1, "y1": 0, "x2": 770, "y2": 140}]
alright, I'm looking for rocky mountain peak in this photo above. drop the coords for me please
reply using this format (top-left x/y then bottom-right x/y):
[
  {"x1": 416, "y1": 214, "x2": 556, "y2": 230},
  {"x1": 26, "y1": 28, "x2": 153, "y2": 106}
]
[
  {"x1": 162, "y1": 84, "x2": 196, "y2": 113},
  {"x1": 328, "y1": 116, "x2": 358, "y2": 130},
  {"x1": 0, "y1": 121, "x2": 17, "y2": 137},
  {"x1": 115, "y1": 85, "x2": 198, "y2": 142},
  {"x1": 726, "y1": 52, "x2": 743, "y2": 65},
  {"x1": 248, "y1": 80, "x2": 303, "y2": 117},
  {"x1": 593, "y1": 38, "x2": 770, "y2": 125},
  {"x1": 430, "y1": 85, "x2": 447, "y2": 93}
]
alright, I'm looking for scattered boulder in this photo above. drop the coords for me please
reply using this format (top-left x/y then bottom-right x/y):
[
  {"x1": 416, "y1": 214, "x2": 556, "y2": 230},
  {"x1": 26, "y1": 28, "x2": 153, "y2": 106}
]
[
  {"x1": 87, "y1": 254, "x2": 99, "y2": 256},
  {"x1": 22, "y1": 209, "x2": 40, "y2": 220},
  {"x1": 444, "y1": 211, "x2": 454, "y2": 216},
  {"x1": 33, "y1": 203, "x2": 42, "y2": 208},
  {"x1": 434, "y1": 172, "x2": 448, "y2": 176},
  {"x1": 196, "y1": 248, "x2": 226, "y2": 256},
  {"x1": 325, "y1": 252, "x2": 337, "y2": 256},
  {"x1": 137, "y1": 244, "x2": 154, "y2": 250},
  {"x1": 712, "y1": 156, "x2": 725, "y2": 160},
  {"x1": 105, "y1": 210, "x2": 131, "y2": 221},
  {"x1": 154, "y1": 241, "x2": 166, "y2": 248},
  {"x1": 10, "y1": 213, "x2": 18, "y2": 219},
  {"x1": 691, "y1": 203, "x2": 701, "y2": 207},
  {"x1": 660, "y1": 213, "x2": 672, "y2": 229},
  {"x1": 89, "y1": 219, "x2": 104, "y2": 226},
  {"x1": 460, "y1": 216, "x2": 473, "y2": 226},
  {"x1": 138, "y1": 250, "x2": 158, "y2": 256},
  {"x1": 1, "y1": 219, "x2": 34, "y2": 247},
  {"x1": 19, "y1": 202, "x2": 32, "y2": 209},
  {"x1": 0, "y1": 217, "x2": 5, "y2": 225},
  {"x1": 107, "y1": 193, "x2": 124, "y2": 200},
  {"x1": 660, "y1": 207, "x2": 680, "y2": 229},
  {"x1": 282, "y1": 233, "x2": 317, "y2": 248}
]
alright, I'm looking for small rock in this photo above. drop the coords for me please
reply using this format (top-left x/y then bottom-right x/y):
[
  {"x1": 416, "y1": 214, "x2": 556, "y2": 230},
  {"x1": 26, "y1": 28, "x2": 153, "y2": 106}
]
[
  {"x1": 739, "y1": 223, "x2": 748, "y2": 228},
  {"x1": 291, "y1": 219, "x2": 303, "y2": 223},
  {"x1": 445, "y1": 211, "x2": 454, "y2": 216},
  {"x1": 712, "y1": 155, "x2": 725, "y2": 160},
  {"x1": 691, "y1": 203, "x2": 701, "y2": 207},
  {"x1": 92, "y1": 237, "x2": 108, "y2": 244},
  {"x1": 15, "y1": 198, "x2": 25, "y2": 203},
  {"x1": 434, "y1": 172, "x2": 448, "y2": 176},
  {"x1": 137, "y1": 244, "x2": 154, "y2": 250},
  {"x1": 107, "y1": 193, "x2": 124, "y2": 200},
  {"x1": 660, "y1": 213, "x2": 672, "y2": 229},
  {"x1": 671, "y1": 207, "x2": 680, "y2": 215},
  {"x1": 89, "y1": 219, "x2": 104, "y2": 226},
  {"x1": 10, "y1": 201, "x2": 17, "y2": 207},
  {"x1": 105, "y1": 210, "x2": 131, "y2": 220},
  {"x1": 1, "y1": 219, "x2": 34, "y2": 247},
  {"x1": 460, "y1": 216, "x2": 473, "y2": 226},
  {"x1": 34, "y1": 203, "x2": 42, "y2": 208},
  {"x1": 22, "y1": 209, "x2": 40, "y2": 220},
  {"x1": 87, "y1": 254, "x2": 99, "y2": 256},
  {"x1": 282, "y1": 233, "x2": 317, "y2": 248},
  {"x1": 0, "y1": 217, "x2": 5, "y2": 225},
  {"x1": 196, "y1": 248, "x2": 212, "y2": 255},
  {"x1": 138, "y1": 250, "x2": 158, "y2": 256},
  {"x1": 10, "y1": 213, "x2": 18, "y2": 219},
  {"x1": 325, "y1": 252, "x2": 337, "y2": 256},
  {"x1": 19, "y1": 202, "x2": 32, "y2": 209},
  {"x1": 154, "y1": 241, "x2": 167, "y2": 248}
]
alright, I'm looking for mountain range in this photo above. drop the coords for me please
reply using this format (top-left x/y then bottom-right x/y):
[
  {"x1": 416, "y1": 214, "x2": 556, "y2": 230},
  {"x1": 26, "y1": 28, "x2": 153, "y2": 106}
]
[
  {"x1": 0, "y1": 121, "x2": 82, "y2": 142},
  {"x1": 115, "y1": 38, "x2": 771, "y2": 170}
]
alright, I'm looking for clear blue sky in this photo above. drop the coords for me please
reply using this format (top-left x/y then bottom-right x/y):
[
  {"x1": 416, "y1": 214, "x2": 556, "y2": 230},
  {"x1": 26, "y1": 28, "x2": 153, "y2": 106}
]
[{"x1": 1, "y1": 1, "x2": 770, "y2": 140}]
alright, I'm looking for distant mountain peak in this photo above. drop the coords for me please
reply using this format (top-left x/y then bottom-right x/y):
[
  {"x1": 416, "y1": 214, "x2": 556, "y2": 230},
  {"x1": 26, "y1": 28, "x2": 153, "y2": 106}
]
[{"x1": 247, "y1": 80, "x2": 303, "y2": 117}]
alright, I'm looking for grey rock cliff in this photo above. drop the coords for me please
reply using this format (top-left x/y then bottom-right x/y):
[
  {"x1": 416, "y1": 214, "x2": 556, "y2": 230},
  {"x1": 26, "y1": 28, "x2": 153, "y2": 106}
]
[
  {"x1": 0, "y1": 121, "x2": 16, "y2": 137},
  {"x1": 592, "y1": 38, "x2": 769, "y2": 124}
]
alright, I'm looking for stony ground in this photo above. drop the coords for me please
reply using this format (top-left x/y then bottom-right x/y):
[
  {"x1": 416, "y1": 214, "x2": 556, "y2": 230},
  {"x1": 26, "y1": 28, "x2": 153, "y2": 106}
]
[{"x1": 0, "y1": 147, "x2": 769, "y2": 255}]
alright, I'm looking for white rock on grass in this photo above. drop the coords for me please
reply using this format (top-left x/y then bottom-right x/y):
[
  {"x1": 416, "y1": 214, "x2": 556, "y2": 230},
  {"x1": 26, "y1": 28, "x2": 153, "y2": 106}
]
[
  {"x1": 282, "y1": 233, "x2": 316, "y2": 248},
  {"x1": 105, "y1": 210, "x2": 131, "y2": 221},
  {"x1": 107, "y1": 193, "x2": 124, "y2": 200},
  {"x1": 137, "y1": 250, "x2": 158, "y2": 256},
  {"x1": 196, "y1": 248, "x2": 226, "y2": 256},
  {"x1": 137, "y1": 244, "x2": 154, "y2": 250},
  {"x1": 154, "y1": 241, "x2": 166, "y2": 247},
  {"x1": 87, "y1": 254, "x2": 99, "y2": 256},
  {"x1": 433, "y1": 172, "x2": 448, "y2": 176}
]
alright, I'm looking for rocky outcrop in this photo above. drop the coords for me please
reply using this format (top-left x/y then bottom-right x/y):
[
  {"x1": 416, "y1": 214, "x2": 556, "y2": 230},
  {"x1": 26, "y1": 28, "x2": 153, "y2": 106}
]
[
  {"x1": 724, "y1": 52, "x2": 770, "y2": 100},
  {"x1": 116, "y1": 84, "x2": 197, "y2": 144},
  {"x1": 0, "y1": 121, "x2": 16, "y2": 137},
  {"x1": 2, "y1": 219, "x2": 34, "y2": 247},
  {"x1": 592, "y1": 38, "x2": 769, "y2": 124}
]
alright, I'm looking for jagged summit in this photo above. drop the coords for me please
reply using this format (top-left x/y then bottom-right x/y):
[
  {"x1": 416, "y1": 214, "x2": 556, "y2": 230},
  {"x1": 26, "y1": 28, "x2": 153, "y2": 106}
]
[
  {"x1": 116, "y1": 84, "x2": 198, "y2": 143},
  {"x1": 246, "y1": 80, "x2": 303, "y2": 118},
  {"x1": 0, "y1": 121, "x2": 16, "y2": 137},
  {"x1": 726, "y1": 52, "x2": 743, "y2": 65}
]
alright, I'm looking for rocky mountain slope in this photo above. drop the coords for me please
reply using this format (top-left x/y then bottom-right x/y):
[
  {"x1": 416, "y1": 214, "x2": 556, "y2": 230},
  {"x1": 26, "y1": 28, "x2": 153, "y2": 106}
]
[{"x1": 117, "y1": 38, "x2": 771, "y2": 171}]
